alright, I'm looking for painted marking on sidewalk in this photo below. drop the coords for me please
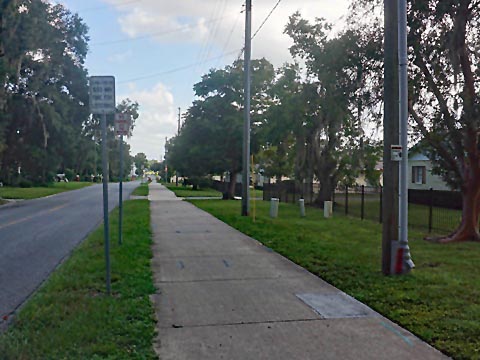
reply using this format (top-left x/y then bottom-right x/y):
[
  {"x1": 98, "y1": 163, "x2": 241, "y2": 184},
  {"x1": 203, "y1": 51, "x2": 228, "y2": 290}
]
[
  {"x1": 380, "y1": 321, "x2": 414, "y2": 347},
  {"x1": 0, "y1": 203, "x2": 68, "y2": 231}
]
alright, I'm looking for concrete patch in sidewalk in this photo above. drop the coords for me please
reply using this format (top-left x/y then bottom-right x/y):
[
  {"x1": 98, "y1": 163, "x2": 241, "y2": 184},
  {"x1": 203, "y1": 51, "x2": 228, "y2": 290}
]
[{"x1": 296, "y1": 292, "x2": 378, "y2": 319}]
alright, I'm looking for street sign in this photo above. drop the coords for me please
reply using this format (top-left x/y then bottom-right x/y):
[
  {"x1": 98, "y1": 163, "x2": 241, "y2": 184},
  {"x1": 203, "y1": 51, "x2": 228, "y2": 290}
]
[
  {"x1": 115, "y1": 113, "x2": 131, "y2": 136},
  {"x1": 89, "y1": 76, "x2": 115, "y2": 114},
  {"x1": 391, "y1": 145, "x2": 402, "y2": 161}
]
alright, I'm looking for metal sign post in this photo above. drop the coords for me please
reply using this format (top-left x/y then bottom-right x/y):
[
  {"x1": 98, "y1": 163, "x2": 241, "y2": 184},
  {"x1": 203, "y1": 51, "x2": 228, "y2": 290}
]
[
  {"x1": 89, "y1": 76, "x2": 116, "y2": 295},
  {"x1": 115, "y1": 113, "x2": 131, "y2": 246}
]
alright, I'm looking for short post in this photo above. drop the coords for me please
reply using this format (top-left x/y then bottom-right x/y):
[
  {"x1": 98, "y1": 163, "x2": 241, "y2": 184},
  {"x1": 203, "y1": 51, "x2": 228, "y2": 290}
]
[
  {"x1": 345, "y1": 185, "x2": 349, "y2": 215},
  {"x1": 299, "y1": 198, "x2": 306, "y2": 217},
  {"x1": 428, "y1": 187, "x2": 433, "y2": 233},
  {"x1": 324, "y1": 200, "x2": 333, "y2": 218},
  {"x1": 361, "y1": 185, "x2": 365, "y2": 220},
  {"x1": 270, "y1": 198, "x2": 279, "y2": 218}
]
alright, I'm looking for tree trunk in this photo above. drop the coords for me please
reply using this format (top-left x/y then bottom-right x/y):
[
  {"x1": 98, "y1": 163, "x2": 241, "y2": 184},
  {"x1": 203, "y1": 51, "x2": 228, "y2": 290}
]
[
  {"x1": 229, "y1": 172, "x2": 238, "y2": 199},
  {"x1": 315, "y1": 173, "x2": 334, "y2": 207},
  {"x1": 434, "y1": 176, "x2": 480, "y2": 243}
]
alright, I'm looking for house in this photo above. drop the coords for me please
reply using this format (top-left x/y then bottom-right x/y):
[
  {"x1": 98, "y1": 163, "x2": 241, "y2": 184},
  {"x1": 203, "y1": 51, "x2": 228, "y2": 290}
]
[{"x1": 408, "y1": 152, "x2": 450, "y2": 191}]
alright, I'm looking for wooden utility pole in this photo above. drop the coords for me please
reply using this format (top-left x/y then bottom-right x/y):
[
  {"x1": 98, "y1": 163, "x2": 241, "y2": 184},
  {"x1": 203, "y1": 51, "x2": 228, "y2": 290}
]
[{"x1": 382, "y1": 0, "x2": 399, "y2": 275}]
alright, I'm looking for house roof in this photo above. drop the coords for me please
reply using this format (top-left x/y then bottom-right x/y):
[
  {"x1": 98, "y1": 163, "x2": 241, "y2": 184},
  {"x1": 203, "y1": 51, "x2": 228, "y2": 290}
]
[{"x1": 409, "y1": 152, "x2": 429, "y2": 161}]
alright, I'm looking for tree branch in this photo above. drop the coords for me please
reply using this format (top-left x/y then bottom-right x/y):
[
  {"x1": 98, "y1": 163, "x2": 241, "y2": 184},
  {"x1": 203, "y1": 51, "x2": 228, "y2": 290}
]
[
  {"x1": 409, "y1": 103, "x2": 463, "y2": 180},
  {"x1": 412, "y1": 52, "x2": 465, "y2": 158}
]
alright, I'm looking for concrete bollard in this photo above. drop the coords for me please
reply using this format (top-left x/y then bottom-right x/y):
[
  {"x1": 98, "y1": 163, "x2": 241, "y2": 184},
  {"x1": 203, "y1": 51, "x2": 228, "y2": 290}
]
[
  {"x1": 324, "y1": 200, "x2": 333, "y2": 218},
  {"x1": 270, "y1": 198, "x2": 279, "y2": 218},
  {"x1": 299, "y1": 198, "x2": 306, "y2": 217}
]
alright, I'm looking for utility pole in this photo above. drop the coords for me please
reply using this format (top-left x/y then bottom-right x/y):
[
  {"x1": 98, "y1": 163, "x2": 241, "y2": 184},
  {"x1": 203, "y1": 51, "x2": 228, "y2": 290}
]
[
  {"x1": 397, "y1": 0, "x2": 414, "y2": 273},
  {"x1": 241, "y1": 0, "x2": 252, "y2": 216},
  {"x1": 382, "y1": 0, "x2": 399, "y2": 275},
  {"x1": 164, "y1": 136, "x2": 168, "y2": 183},
  {"x1": 176, "y1": 108, "x2": 180, "y2": 186}
]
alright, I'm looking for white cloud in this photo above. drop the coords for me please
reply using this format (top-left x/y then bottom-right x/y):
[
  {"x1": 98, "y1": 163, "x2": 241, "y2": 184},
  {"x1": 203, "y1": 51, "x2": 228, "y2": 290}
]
[
  {"x1": 104, "y1": 0, "x2": 350, "y2": 67},
  {"x1": 120, "y1": 82, "x2": 177, "y2": 160}
]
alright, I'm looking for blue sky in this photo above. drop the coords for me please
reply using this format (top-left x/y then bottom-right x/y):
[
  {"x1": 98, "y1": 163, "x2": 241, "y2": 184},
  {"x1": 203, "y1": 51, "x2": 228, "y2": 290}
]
[{"x1": 60, "y1": 0, "x2": 349, "y2": 160}]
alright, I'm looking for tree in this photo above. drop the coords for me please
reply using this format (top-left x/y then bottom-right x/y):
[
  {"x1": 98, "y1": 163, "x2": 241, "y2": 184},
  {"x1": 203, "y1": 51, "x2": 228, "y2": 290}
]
[
  {"x1": 284, "y1": 13, "x2": 383, "y2": 205},
  {"x1": 349, "y1": 0, "x2": 480, "y2": 242},
  {"x1": 0, "y1": 1, "x2": 91, "y2": 184},
  {"x1": 168, "y1": 58, "x2": 275, "y2": 198},
  {"x1": 133, "y1": 153, "x2": 148, "y2": 176},
  {"x1": 406, "y1": 0, "x2": 480, "y2": 242}
]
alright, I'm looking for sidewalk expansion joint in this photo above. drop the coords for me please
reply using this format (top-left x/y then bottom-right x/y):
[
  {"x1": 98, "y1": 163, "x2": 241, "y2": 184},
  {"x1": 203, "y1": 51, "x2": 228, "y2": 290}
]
[
  {"x1": 155, "y1": 275, "x2": 305, "y2": 284},
  {"x1": 158, "y1": 317, "x2": 323, "y2": 330}
]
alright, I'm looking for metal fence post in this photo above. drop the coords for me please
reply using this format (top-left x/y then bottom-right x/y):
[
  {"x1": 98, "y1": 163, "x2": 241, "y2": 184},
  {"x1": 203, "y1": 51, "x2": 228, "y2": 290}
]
[
  {"x1": 345, "y1": 185, "x2": 349, "y2": 215},
  {"x1": 429, "y1": 187, "x2": 433, "y2": 233},
  {"x1": 332, "y1": 189, "x2": 336, "y2": 211},
  {"x1": 361, "y1": 185, "x2": 365, "y2": 220}
]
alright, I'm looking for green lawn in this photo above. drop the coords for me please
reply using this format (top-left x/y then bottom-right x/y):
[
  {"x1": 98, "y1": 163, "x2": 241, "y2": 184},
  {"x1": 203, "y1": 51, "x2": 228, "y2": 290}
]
[
  {"x1": 131, "y1": 182, "x2": 149, "y2": 196},
  {"x1": 166, "y1": 184, "x2": 222, "y2": 198},
  {"x1": 190, "y1": 199, "x2": 480, "y2": 360},
  {"x1": 0, "y1": 182, "x2": 93, "y2": 200},
  {"x1": 0, "y1": 200, "x2": 157, "y2": 359}
]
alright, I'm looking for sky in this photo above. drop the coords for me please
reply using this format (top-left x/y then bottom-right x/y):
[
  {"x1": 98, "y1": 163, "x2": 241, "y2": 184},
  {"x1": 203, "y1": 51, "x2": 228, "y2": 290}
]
[{"x1": 60, "y1": 0, "x2": 350, "y2": 161}]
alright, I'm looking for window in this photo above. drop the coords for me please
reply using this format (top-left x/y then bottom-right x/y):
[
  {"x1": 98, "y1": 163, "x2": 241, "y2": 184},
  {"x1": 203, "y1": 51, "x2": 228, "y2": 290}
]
[{"x1": 412, "y1": 166, "x2": 426, "y2": 184}]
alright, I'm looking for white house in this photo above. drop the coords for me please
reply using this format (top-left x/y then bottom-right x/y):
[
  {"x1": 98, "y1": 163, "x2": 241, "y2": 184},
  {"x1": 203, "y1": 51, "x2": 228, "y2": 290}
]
[{"x1": 408, "y1": 152, "x2": 450, "y2": 191}]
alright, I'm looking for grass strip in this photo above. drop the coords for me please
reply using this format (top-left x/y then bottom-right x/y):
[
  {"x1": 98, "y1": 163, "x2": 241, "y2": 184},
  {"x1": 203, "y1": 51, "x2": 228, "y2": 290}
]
[
  {"x1": 132, "y1": 183, "x2": 149, "y2": 196},
  {"x1": 165, "y1": 184, "x2": 221, "y2": 198},
  {"x1": 190, "y1": 199, "x2": 480, "y2": 360},
  {"x1": 0, "y1": 200, "x2": 157, "y2": 359},
  {"x1": 0, "y1": 182, "x2": 93, "y2": 200}
]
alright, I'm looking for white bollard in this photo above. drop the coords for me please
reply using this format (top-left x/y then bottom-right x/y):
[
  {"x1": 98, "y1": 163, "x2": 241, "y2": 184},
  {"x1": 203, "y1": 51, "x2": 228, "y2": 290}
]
[
  {"x1": 324, "y1": 200, "x2": 333, "y2": 218},
  {"x1": 270, "y1": 198, "x2": 279, "y2": 218},
  {"x1": 299, "y1": 198, "x2": 306, "y2": 217}
]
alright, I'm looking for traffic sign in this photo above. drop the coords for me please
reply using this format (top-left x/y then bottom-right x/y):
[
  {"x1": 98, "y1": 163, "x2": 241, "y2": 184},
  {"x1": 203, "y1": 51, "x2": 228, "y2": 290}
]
[
  {"x1": 89, "y1": 76, "x2": 116, "y2": 114},
  {"x1": 115, "y1": 113, "x2": 131, "y2": 136}
]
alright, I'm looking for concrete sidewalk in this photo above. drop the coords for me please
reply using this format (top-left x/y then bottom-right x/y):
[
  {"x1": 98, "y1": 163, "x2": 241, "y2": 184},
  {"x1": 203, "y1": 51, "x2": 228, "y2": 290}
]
[{"x1": 149, "y1": 183, "x2": 447, "y2": 360}]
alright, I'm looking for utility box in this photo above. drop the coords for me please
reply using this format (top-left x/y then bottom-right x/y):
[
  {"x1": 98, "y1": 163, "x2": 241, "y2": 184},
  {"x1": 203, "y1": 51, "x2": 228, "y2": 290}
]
[
  {"x1": 324, "y1": 201, "x2": 333, "y2": 218},
  {"x1": 391, "y1": 240, "x2": 415, "y2": 274},
  {"x1": 270, "y1": 198, "x2": 279, "y2": 218}
]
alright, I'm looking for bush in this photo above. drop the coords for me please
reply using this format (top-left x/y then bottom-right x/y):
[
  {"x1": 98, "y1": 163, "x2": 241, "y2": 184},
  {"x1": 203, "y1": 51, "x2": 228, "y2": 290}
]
[
  {"x1": 18, "y1": 179, "x2": 33, "y2": 188},
  {"x1": 64, "y1": 168, "x2": 74, "y2": 181}
]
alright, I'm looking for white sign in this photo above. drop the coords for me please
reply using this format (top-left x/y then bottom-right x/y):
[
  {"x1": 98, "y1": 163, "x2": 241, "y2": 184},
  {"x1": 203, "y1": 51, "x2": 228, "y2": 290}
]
[
  {"x1": 89, "y1": 76, "x2": 115, "y2": 114},
  {"x1": 391, "y1": 145, "x2": 402, "y2": 161},
  {"x1": 115, "y1": 113, "x2": 131, "y2": 136}
]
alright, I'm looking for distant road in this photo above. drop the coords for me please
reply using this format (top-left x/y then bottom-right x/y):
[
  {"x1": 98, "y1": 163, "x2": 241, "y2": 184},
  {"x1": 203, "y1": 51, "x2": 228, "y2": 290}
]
[{"x1": 0, "y1": 181, "x2": 140, "y2": 327}]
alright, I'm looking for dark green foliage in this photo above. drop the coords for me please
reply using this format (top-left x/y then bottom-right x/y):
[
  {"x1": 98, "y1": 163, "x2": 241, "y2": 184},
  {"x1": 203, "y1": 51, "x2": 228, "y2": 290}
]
[{"x1": 168, "y1": 59, "x2": 275, "y2": 197}]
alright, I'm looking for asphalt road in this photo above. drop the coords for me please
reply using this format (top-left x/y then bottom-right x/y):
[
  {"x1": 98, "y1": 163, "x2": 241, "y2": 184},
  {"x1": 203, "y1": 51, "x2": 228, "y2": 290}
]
[{"x1": 0, "y1": 181, "x2": 140, "y2": 327}]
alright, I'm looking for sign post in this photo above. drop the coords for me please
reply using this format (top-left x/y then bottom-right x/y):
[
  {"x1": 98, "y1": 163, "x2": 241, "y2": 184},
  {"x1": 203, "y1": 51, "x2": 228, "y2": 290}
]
[
  {"x1": 115, "y1": 113, "x2": 131, "y2": 246},
  {"x1": 89, "y1": 75, "x2": 115, "y2": 295}
]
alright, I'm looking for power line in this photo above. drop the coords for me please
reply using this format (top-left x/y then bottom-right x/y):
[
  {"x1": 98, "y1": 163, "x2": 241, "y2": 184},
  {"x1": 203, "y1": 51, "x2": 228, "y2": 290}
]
[
  {"x1": 252, "y1": 0, "x2": 283, "y2": 40},
  {"x1": 216, "y1": 6, "x2": 243, "y2": 67},
  {"x1": 117, "y1": 49, "x2": 241, "y2": 84},
  {"x1": 236, "y1": 0, "x2": 284, "y2": 61},
  {"x1": 196, "y1": 0, "x2": 223, "y2": 67},
  {"x1": 91, "y1": 14, "x2": 233, "y2": 46},
  {"x1": 202, "y1": 0, "x2": 227, "y2": 64}
]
